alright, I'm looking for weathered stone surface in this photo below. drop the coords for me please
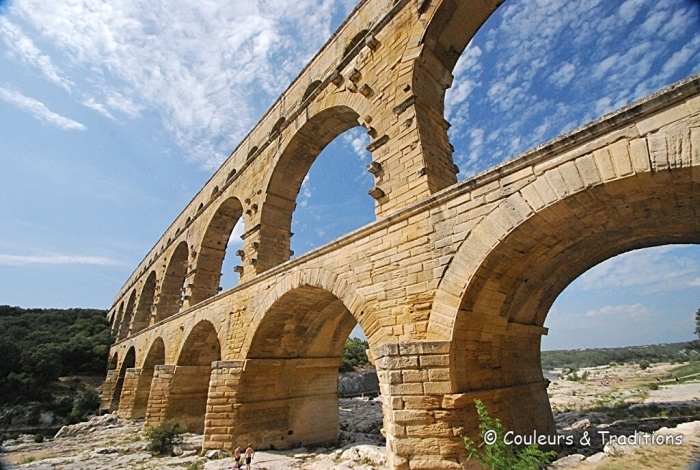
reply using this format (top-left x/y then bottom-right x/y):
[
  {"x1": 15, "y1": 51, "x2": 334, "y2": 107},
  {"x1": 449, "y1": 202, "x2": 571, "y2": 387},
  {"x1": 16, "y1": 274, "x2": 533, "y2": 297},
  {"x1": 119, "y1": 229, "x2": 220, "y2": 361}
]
[{"x1": 100, "y1": 0, "x2": 700, "y2": 468}]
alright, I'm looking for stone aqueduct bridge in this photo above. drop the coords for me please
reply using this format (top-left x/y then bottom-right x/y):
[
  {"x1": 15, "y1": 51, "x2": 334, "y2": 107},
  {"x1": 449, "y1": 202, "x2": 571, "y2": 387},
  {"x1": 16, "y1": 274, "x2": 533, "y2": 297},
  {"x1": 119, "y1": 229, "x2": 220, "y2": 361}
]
[{"x1": 102, "y1": 0, "x2": 700, "y2": 467}]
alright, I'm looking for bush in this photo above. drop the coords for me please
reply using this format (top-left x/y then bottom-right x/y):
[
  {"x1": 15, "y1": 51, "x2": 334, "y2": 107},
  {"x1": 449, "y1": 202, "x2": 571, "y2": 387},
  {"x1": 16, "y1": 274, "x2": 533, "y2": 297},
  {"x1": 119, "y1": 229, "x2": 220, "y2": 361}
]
[
  {"x1": 639, "y1": 360, "x2": 650, "y2": 370},
  {"x1": 463, "y1": 399, "x2": 556, "y2": 470},
  {"x1": 33, "y1": 433, "x2": 44, "y2": 443},
  {"x1": 145, "y1": 421, "x2": 183, "y2": 455}
]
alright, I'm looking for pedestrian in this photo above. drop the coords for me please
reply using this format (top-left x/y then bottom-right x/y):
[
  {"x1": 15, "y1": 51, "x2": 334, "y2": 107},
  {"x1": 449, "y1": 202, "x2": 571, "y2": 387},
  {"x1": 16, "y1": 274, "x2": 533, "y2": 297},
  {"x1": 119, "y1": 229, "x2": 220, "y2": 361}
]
[
  {"x1": 245, "y1": 443, "x2": 255, "y2": 470},
  {"x1": 233, "y1": 444, "x2": 242, "y2": 469}
]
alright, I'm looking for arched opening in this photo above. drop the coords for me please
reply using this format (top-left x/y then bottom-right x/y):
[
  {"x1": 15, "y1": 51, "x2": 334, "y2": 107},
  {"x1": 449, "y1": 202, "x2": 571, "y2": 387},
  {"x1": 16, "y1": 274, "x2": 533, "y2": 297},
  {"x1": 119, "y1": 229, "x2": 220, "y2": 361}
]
[
  {"x1": 132, "y1": 271, "x2": 156, "y2": 333},
  {"x1": 169, "y1": 321, "x2": 221, "y2": 432},
  {"x1": 117, "y1": 291, "x2": 136, "y2": 340},
  {"x1": 111, "y1": 303, "x2": 123, "y2": 337},
  {"x1": 155, "y1": 242, "x2": 189, "y2": 322},
  {"x1": 132, "y1": 338, "x2": 166, "y2": 419},
  {"x1": 259, "y1": 106, "x2": 373, "y2": 270},
  {"x1": 236, "y1": 286, "x2": 363, "y2": 449},
  {"x1": 343, "y1": 29, "x2": 368, "y2": 58},
  {"x1": 432, "y1": 0, "x2": 700, "y2": 178},
  {"x1": 111, "y1": 347, "x2": 135, "y2": 412},
  {"x1": 190, "y1": 197, "x2": 244, "y2": 304},
  {"x1": 444, "y1": 170, "x2": 700, "y2": 442},
  {"x1": 302, "y1": 80, "x2": 322, "y2": 102}
]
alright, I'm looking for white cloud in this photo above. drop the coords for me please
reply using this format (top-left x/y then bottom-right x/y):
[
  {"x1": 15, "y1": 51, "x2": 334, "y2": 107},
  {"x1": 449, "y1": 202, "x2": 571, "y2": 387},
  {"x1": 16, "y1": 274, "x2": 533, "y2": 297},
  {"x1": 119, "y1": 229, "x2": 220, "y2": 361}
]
[
  {"x1": 0, "y1": 86, "x2": 86, "y2": 131},
  {"x1": 5, "y1": 0, "x2": 345, "y2": 168},
  {"x1": 0, "y1": 253, "x2": 123, "y2": 266},
  {"x1": 585, "y1": 303, "x2": 649, "y2": 318},
  {"x1": 298, "y1": 174, "x2": 312, "y2": 207},
  {"x1": 578, "y1": 245, "x2": 700, "y2": 293},
  {"x1": 549, "y1": 62, "x2": 576, "y2": 88},
  {"x1": 689, "y1": 278, "x2": 700, "y2": 287},
  {"x1": 341, "y1": 128, "x2": 370, "y2": 161},
  {"x1": 0, "y1": 18, "x2": 73, "y2": 91}
]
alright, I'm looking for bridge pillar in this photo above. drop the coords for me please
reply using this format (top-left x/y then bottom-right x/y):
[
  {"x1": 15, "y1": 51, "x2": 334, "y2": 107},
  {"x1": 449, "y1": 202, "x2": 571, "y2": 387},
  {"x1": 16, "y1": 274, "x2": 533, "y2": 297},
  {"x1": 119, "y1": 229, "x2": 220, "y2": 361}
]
[
  {"x1": 117, "y1": 368, "x2": 141, "y2": 419},
  {"x1": 375, "y1": 341, "x2": 464, "y2": 470},
  {"x1": 202, "y1": 357, "x2": 342, "y2": 452},
  {"x1": 145, "y1": 365, "x2": 176, "y2": 429},
  {"x1": 100, "y1": 369, "x2": 119, "y2": 412},
  {"x1": 375, "y1": 338, "x2": 557, "y2": 469},
  {"x1": 203, "y1": 360, "x2": 244, "y2": 451}
]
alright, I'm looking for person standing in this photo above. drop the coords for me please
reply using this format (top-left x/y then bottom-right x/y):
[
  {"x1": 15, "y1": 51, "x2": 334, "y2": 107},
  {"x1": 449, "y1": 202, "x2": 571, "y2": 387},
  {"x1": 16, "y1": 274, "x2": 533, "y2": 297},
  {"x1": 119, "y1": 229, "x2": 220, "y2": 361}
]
[
  {"x1": 245, "y1": 444, "x2": 255, "y2": 470},
  {"x1": 233, "y1": 444, "x2": 242, "y2": 469}
]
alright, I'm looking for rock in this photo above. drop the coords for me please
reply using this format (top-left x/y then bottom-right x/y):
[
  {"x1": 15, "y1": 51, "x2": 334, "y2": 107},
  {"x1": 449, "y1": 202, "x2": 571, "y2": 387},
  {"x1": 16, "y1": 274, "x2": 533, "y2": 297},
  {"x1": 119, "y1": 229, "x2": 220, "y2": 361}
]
[
  {"x1": 54, "y1": 413, "x2": 119, "y2": 438},
  {"x1": 205, "y1": 449, "x2": 228, "y2": 459},
  {"x1": 571, "y1": 418, "x2": 591, "y2": 430},
  {"x1": 340, "y1": 444, "x2": 387, "y2": 465},
  {"x1": 549, "y1": 453, "x2": 585, "y2": 469},
  {"x1": 172, "y1": 445, "x2": 184, "y2": 456},
  {"x1": 586, "y1": 452, "x2": 607, "y2": 463},
  {"x1": 338, "y1": 370, "x2": 379, "y2": 398}
]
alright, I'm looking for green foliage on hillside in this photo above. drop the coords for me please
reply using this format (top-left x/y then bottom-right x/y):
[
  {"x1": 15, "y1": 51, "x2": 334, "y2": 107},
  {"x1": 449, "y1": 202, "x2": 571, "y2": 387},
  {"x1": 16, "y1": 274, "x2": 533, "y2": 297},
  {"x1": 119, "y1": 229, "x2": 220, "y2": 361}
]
[
  {"x1": 541, "y1": 342, "x2": 696, "y2": 370},
  {"x1": 0, "y1": 305, "x2": 111, "y2": 406},
  {"x1": 341, "y1": 337, "x2": 370, "y2": 372}
]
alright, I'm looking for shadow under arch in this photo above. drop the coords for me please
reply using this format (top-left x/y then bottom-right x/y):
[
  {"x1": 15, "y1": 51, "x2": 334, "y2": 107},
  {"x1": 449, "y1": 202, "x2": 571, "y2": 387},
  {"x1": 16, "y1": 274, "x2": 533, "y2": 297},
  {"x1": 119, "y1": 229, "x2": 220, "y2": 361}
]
[
  {"x1": 190, "y1": 197, "x2": 244, "y2": 305},
  {"x1": 132, "y1": 271, "x2": 157, "y2": 334},
  {"x1": 156, "y1": 242, "x2": 189, "y2": 323},
  {"x1": 256, "y1": 105, "x2": 364, "y2": 272},
  {"x1": 233, "y1": 271, "x2": 376, "y2": 450},
  {"x1": 428, "y1": 166, "x2": 700, "y2": 439},
  {"x1": 111, "y1": 347, "x2": 136, "y2": 412},
  {"x1": 131, "y1": 337, "x2": 166, "y2": 419},
  {"x1": 164, "y1": 320, "x2": 221, "y2": 433}
]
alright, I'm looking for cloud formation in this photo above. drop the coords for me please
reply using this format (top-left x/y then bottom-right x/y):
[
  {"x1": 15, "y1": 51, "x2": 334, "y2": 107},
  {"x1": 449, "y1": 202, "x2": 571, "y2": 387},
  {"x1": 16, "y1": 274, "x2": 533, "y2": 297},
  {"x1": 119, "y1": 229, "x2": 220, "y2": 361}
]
[
  {"x1": 2, "y1": 0, "x2": 350, "y2": 168},
  {"x1": 0, "y1": 86, "x2": 86, "y2": 131},
  {"x1": 0, "y1": 253, "x2": 122, "y2": 266}
]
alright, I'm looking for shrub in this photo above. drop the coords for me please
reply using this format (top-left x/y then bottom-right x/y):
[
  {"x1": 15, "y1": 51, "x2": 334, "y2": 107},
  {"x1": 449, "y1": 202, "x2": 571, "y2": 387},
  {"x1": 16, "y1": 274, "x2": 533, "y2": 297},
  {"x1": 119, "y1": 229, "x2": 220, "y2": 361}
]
[
  {"x1": 145, "y1": 421, "x2": 183, "y2": 455},
  {"x1": 33, "y1": 433, "x2": 44, "y2": 443},
  {"x1": 639, "y1": 360, "x2": 650, "y2": 370},
  {"x1": 463, "y1": 399, "x2": 556, "y2": 470}
]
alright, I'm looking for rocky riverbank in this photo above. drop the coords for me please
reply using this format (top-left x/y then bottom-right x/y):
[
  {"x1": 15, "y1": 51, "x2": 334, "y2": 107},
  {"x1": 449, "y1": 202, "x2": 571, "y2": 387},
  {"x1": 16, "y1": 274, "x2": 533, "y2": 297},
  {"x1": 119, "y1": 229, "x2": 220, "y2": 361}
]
[{"x1": 2, "y1": 364, "x2": 700, "y2": 469}]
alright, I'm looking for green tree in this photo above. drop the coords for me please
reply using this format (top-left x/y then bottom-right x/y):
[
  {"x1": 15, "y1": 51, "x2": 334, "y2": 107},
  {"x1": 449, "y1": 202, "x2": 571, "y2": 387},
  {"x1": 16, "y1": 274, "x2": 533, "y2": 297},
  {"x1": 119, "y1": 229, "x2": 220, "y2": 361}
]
[{"x1": 695, "y1": 305, "x2": 700, "y2": 339}]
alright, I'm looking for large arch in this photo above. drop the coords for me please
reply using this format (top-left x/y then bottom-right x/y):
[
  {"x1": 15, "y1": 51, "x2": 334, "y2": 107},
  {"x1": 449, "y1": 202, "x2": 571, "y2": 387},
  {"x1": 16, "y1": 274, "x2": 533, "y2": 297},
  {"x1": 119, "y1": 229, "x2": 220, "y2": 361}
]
[
  {"x1": 111, "y1": 347, "x2": 136, "y2": 412},
  {"x1": 132, "y1": 271, "x2": 157, "y2": 334},
  {"x1": 190, "y1": 197, "x2": 244, "y2": 305},
  {"x1": 256, "y1": 106, "x2": 364, "y2": 272},
  {"x1": 429, "y1": 162, "x2": 699, "y2": 439},
  {"x1": 131, "y1": 337, "x2": 166, "y2": 419},
  {"x1": 111, "y1": 303, "x2": 123, "y2": 338},
  {"x1": 234, "y1": 284, "x2": 364, "y2": 450},
  {"x1": 165, "y1": 320, "x2": 221, "y2": 432},
  {"x1": 155, "y1": 242, "x2": 189, "y2": 323}
]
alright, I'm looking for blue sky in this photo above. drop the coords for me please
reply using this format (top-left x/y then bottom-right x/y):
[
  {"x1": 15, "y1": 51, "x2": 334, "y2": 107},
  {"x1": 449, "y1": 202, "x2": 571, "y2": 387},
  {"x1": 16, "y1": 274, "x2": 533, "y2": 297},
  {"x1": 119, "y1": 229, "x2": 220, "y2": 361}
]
[{"x1": 0, "y1": 0, "x2": 698, "y2": 350}]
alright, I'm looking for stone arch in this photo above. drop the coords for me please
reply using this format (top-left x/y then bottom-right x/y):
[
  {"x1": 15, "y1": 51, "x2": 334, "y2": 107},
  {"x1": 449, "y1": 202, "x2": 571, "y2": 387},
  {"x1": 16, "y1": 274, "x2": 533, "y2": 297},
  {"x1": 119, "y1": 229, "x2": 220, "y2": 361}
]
[
  {"x1": 256, "y1": 105, "x2": 364, "y2": 272},
  {"x1": 190, "y1": 197, "x2": 244, "y2": 305},
  {"x1": 234, "y1": 277, "x2": 374, "y2": 450},
  {"x1": 302, "y1": 80, "x2": 322, "y2": 102},
  {"x1": 343, "y1": 29, "x2": 369, "y2": 57},
  {"x1": 131, "y1": 337, "x2": 166, "y2": 419},
  {"x1": 108, "y1": 352, "x2": 118, "y2": 371},
  {"x1": 132, "y1": 271, "x2": 157, "y2": 334},
  {"x1": 111, "y1": 347, "x2": 135, "y2": 412},
  {"x1": 117, "y1": 291, "x2": 137, "y2": 340},
  {"x1": 165, "y1": 320, "x2": 221, "y2": 432},
  {"x1": 111, "y1": 303, "x2": 123, "y2": 337},
  {"x1": 428, "y1": 156, "x2": 699, "y2": 440},
  {"x1": 155, "y1": 242, "x2": 189, "y2": 323}
]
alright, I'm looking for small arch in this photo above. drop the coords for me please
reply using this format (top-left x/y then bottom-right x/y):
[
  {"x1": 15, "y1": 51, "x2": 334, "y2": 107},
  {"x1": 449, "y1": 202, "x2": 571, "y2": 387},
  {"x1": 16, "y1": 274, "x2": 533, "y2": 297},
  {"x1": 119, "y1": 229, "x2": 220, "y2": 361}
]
[
  {"x1": 210, "y1": 186, "x2": 219, "y2": 200},
  {"x1": 111, "y1": 303, "x2": 124, "y2": 337},
  {"x1": 155, "y1": 242, "x2": 189, "y2": 322},
  {"x1": 167, "y1": 321, "x2": 221, "y2": 432},
  {"x1": 343, "y1": 29, "x2": 368, "y2": 58},
  {"x1": 197, "y1": 203, "x2": 204, "y2": 213},
  {"x1": 190, "y1": 197, "x2": 244, "y2": 304},
  {"x1": 226, "y1": 169, "x2": 237, "y2": 182},
  {"x1": 186, "y1": 216, "x2": 192, "y2": 225},
  {"x1": 131, "y1": 337, "x2": 166, "y2": 419},
  {"x1": 131, "y1": 271, "x2": 157, "y2": 334},
  {"x1": 111, "y1": 347, "x2": 136, "y2": 412},
  {"x1": 117, "y1": 291, "x2": 136, "y2": 340},
  {"x1": 247, "y1": 146, "x2": 258, "y2": 160},
  {"x1": 302, "y1": 80, "x2": 322, "y2": 102}
]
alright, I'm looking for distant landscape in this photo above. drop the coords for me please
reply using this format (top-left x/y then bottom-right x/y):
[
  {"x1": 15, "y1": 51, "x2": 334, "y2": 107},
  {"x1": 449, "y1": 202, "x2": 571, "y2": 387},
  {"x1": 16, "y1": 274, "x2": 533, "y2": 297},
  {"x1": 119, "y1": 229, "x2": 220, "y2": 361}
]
[{"x1": 1, "y1": 304, "x2": 699, "y2": 437}]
